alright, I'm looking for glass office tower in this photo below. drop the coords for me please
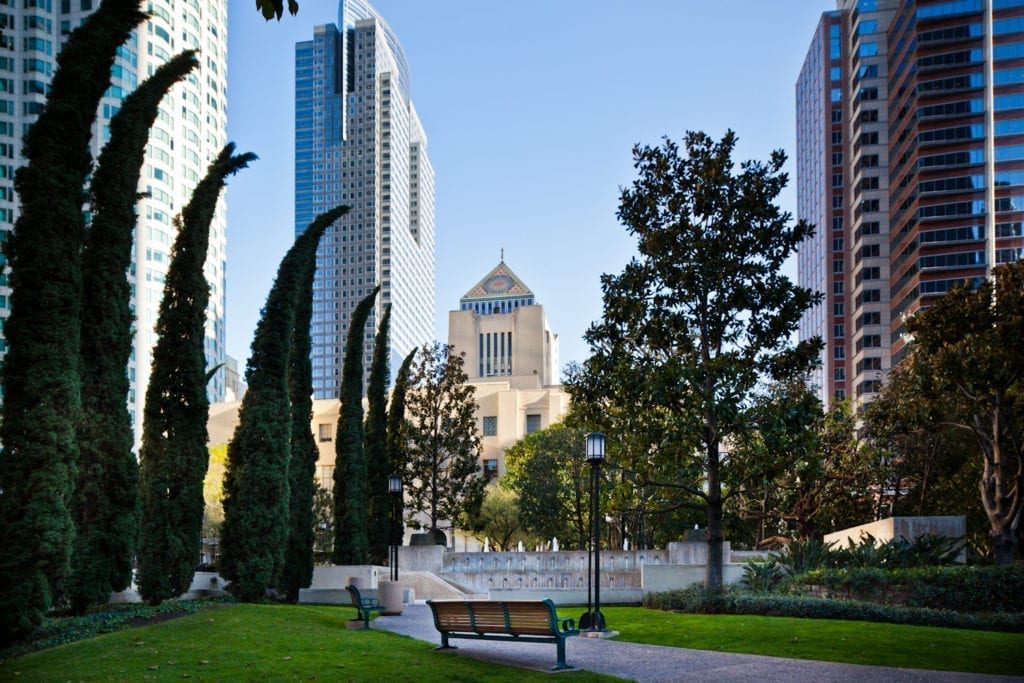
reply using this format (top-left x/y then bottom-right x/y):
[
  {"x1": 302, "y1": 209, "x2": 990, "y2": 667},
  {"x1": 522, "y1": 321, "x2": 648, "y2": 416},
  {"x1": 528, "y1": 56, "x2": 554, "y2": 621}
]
[
  {"x1": 797, "y1": 0, "x2": 1024, "y2": 409},
  {"x1": 0, "y1": 0, "x2": 230, "y2": 440},
  {"x1": 296, "y1": 0, "x2": 435, "y2": 398},
  {"x1": 797, "y1": 10, "x2": 850, "y2": 406}
]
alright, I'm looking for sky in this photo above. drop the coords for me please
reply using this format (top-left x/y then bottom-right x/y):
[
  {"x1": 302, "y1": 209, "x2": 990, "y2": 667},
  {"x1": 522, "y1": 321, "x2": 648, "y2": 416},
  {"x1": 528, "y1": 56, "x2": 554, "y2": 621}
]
[{"x1": 225, "y1": 0, "x2": 831, "y2": 374}]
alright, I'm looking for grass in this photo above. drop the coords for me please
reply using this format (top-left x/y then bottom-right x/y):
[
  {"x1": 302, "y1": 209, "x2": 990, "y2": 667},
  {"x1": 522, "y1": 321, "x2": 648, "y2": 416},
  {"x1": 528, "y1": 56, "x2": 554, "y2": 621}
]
[
  {"x1": 596, "y1": 605, "x2": 1024, "y2": 676},
  {"x1": 0, "y1": 604, "x2": 615, "y2": 682}
]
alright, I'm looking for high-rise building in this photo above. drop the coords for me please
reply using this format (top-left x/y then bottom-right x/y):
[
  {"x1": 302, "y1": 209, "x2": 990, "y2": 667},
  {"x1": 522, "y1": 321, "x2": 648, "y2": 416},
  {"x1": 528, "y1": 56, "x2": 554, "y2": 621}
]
[
  {"x1": 295, "y1": 0, "x2": 435, "y2": 399},
  {"x1": 0, "y1": 1, "x2": 230, "y2": 438},
  {"x1": 797, "y1": 0, "x2": 1024, "y2": 410}
]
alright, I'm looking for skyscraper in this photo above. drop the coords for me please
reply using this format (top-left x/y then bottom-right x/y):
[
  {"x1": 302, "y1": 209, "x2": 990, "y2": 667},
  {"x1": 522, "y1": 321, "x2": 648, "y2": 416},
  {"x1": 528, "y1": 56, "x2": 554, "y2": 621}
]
[
  {"x1": 797, "y1": 0, "x2": 1024, "y2": 409},
  {"x1": 0, "y1": 1, "x2": 230, "y2": 438},
  {"x1": 295, "y1": 0, "x2": 435, "y2": 399}
]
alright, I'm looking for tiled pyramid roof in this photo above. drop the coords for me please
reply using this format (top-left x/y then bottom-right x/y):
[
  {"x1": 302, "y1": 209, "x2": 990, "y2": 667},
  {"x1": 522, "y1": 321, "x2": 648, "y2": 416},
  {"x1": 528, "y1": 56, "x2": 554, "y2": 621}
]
[{"x1": 461, "y1": 261, "x2": 534, "y2": 301}]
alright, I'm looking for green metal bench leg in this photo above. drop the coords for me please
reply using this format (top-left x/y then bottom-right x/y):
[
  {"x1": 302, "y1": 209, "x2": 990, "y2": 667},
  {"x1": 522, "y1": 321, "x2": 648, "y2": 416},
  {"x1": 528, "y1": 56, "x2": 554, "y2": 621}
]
[
  {"x1": 550, "y1": 638, "x2": 574, "y2": 671},
  {"x1": 435, "y1": 633, "x2": 457, "y2": 650}
]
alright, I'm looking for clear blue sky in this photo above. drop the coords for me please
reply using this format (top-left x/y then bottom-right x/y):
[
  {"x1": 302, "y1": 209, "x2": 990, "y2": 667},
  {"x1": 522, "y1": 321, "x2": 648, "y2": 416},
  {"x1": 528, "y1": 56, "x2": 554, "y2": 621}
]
[{"x1": 225, "y1": 0, "x2": 830, "y2": 373}]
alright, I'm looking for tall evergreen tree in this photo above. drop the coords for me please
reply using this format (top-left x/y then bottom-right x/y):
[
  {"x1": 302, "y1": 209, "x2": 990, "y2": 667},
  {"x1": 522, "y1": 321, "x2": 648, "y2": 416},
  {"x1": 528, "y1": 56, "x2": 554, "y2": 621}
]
[
  {"x1": 219, "y1": 207, "x2": 347, "y2": 602},
  {"x1": 0, "y1": 0, "x2": 146, "y2": 642},
  {"x1": 332, "y1": 286, "x2": 380, "y2": 564},
  {"x1": 67, "y1": 51, "x2": 199, "y2": 616},
  {"x1": 137, "y1": 145, "x2": 255, "y2": 605},
  {"x1": 386, "y1": 349, "x2": 416, "y2": 553},
  {"x1": 387, "y1": 349, "x2": 417, "y2": 475},
  {"x1": 280, "y1": 208, "x2": 349, "y2": 602},
  {"x1": 365, "y1": 304, "x2": 392, "y2": 565}
]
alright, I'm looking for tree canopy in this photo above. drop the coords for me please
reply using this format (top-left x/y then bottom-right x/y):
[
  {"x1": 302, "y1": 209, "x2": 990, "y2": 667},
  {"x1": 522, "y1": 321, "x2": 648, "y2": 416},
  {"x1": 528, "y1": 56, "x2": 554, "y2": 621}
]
[
  {"x1": 501, "y1": 422, "x2": 591, "y2": 550},
  {"x1": 0, "y1": 0, "x2": 147, "y2": 641},
  {"x1": 332, "y1": 287, "x2": 380, "y2": 564},
  {"x1": 137, "y1": 144, "x2": 255, "y2": 605},
  {"x1": 905, "y1": 262, "x2": 1024, "y2": 564},
  {"x1": 220, "y1": 206, "x2": 346, "y2": 602},
  {"x1": 567, "y1": 130, "x2": 822, "y2": 588},
  {"x1": 68, "y1": 49, "x2": 199, "y2": 615},
  {"x1": 404, "y1": 343, "x2": 486, "y2": 542}
]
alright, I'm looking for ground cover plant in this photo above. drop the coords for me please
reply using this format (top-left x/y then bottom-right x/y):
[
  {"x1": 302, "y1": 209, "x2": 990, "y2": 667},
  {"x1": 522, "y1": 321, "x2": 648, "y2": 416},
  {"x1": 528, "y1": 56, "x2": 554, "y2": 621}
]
[
  {"x1": 0, "y1": 604, "x2": 616, "y2": 681},
  {"x1": 600, "y1": 606, "x2": 1024, "y2": 676},
  {"x1": 0, "y1": 597, "x2": 235, "y2": 661}
]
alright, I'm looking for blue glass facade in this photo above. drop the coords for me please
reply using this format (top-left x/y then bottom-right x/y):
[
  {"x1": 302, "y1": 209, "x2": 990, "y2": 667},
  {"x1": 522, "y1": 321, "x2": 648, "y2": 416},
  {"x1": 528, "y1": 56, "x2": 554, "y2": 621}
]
[
  {"x1": 797, "y1": 0, "x2": 1024, "y2": 408},
  {"x1": 295, "y1": 0, "x2": 435, "y2": 398}
]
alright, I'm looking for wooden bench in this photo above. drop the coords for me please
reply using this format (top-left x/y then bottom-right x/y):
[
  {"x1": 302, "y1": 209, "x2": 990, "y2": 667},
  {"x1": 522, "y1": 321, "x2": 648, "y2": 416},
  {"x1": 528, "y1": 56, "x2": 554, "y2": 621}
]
[
  {"x1": 427, "y1": 599, "x2": 579, "y2": 671},
  {"x1": 345, "y1": 584, "x2": 383, "y2": 629}
]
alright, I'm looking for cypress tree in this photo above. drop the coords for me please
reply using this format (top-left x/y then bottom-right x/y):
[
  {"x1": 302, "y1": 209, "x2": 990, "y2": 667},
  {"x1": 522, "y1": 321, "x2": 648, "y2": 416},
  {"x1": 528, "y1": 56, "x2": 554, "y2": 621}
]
[
  {"x1": 220, "y1": 206, "x2": 347, "y2": 602},
  {"x1": 387, "y1": 349, "x2": 417, "y2": 470},
  {"x1": 280, "y1": 207, "x2": 350, "y2": 602},
  {"x1": 0, "y1": 0, "x2": 146, "y2": 642},
  {"x1": 137, "y1": 144, "x2": 256, "y2": 605},
  {"x1": 386, "y1": 349, "x2": 416, "y2": 553},
  {"x1": 67, "y1": 51, "x2": 199, "y2": 616},
  {"x1": 332, "y1": 286, "x2": 380, "y2": 564},
  {"x1": 365, "y1": 304, "x2": 392, "y2": 565}
]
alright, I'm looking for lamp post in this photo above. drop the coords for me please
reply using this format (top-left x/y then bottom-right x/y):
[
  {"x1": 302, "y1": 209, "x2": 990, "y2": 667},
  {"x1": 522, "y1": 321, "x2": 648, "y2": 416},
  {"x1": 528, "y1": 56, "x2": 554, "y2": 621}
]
[
  {"x1": 388, "y1": 474, "x2": 403, "y2": 582},
  {"x1": 580, "y1": 432, "x2": 606, "y2": 632}
]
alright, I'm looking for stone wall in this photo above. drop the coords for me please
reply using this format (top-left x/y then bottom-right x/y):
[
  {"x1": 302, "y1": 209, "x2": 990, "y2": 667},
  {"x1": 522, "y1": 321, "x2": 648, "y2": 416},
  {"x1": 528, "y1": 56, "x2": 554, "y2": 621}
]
[{"x1": 641, "y1": 563, "x2": 746, "y2": 593}]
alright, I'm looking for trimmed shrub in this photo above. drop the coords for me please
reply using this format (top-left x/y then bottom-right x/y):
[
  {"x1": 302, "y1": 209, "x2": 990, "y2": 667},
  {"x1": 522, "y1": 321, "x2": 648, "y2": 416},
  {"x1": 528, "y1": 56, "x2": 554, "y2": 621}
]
[
  {"x1": 643, "y1": 586, "x2": 1024, "y2": 632},
  {"x1": 793, "y1": 564, "x2": 1024, "y2": 613}
]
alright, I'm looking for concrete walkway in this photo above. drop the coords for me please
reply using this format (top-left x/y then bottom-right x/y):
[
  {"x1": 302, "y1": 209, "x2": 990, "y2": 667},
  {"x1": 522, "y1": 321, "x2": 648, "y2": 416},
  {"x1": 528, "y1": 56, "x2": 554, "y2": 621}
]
[{"x1": 373, "y1": 603, "x2": 1016, "y2": 682}]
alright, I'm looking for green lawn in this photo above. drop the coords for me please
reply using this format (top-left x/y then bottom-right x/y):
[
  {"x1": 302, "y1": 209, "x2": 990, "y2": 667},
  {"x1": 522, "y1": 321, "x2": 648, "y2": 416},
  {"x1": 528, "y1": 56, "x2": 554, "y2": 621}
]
[
  {"x1": 596, "y1": 606, "x2": 1024, "y2": 676},
  {"x1": 0, "y1": 604, "x2": 614, "y2": 682}
]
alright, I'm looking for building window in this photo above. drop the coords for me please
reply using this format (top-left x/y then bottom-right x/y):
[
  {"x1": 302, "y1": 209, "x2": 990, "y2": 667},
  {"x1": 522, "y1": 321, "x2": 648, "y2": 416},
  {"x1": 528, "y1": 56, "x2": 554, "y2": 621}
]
[
  {"x1": 318, "y1": 423, "x2": 332, "y2": 442},
  {"x1": 483, "y1": 459, "x2": 499, "y2": 480},
  {"x1": 482, "y1": 416, "x2": 497, "y2": 437},
  {"x1": 525, "y1": 414, "x2": 541, "y2": 434}
]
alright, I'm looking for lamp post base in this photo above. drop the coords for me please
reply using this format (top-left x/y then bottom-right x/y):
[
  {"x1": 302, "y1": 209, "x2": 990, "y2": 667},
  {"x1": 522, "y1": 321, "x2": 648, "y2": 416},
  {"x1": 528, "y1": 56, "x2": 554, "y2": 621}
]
[
  {"x1": 579, "y1": 628, "x2": 619, "y2": 639},
  {"x1": 578, "y1": 610, "x2": 606, "y2": 631}
]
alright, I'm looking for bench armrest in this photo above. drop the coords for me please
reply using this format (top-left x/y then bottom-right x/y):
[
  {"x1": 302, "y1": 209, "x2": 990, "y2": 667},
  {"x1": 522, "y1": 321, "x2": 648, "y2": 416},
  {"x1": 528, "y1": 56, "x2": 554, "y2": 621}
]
[{"x1": 559, "y1": 617, "x2": 576, "y2": 632}]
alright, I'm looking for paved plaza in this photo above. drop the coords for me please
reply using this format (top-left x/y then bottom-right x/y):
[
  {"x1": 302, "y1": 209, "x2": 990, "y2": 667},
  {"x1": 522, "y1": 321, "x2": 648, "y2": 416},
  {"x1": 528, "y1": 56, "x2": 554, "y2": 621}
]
[{"x1": 373, "y1": 604, "x2": 1016, "y2": 682}]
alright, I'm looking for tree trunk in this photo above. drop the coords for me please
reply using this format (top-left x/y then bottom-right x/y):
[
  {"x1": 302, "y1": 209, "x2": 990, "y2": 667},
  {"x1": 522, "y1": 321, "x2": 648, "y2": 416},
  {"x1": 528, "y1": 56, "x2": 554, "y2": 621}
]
[
  {"x1": 705, "y1": 497, "x2": 724, "y2": 590},
  {"x1": 991, "y1": 527, "x2": 1017, "y2": 565},
  {"x1": 705, "y1": 436, "x2": 724, "y2": 590}
]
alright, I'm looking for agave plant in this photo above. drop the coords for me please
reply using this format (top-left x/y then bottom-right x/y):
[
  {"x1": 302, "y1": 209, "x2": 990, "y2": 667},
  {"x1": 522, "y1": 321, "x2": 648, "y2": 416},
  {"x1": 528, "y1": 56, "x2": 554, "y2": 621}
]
[
  {"x1": 740, "y1": 558, "x2": 784, "y2": 593},
  {"x1": 770, "y1": 538, "x2": 837, "y2": 576}
]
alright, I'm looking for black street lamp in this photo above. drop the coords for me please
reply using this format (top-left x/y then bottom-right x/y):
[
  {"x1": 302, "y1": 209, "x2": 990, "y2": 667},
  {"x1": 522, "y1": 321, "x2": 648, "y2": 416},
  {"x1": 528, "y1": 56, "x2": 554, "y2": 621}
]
[
  {"x1": 388, "y1": 474, "x2": 403, "y2": 582},
  {"x1": 580, "y1": 432, "x2": 606, "y2": 632}
]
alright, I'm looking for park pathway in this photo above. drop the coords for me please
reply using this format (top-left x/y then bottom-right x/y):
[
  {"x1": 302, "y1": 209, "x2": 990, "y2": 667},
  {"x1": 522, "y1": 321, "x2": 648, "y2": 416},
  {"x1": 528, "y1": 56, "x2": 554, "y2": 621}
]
[{"x1": 373, "y1": 604, "x2": 1016, "y2": 682}]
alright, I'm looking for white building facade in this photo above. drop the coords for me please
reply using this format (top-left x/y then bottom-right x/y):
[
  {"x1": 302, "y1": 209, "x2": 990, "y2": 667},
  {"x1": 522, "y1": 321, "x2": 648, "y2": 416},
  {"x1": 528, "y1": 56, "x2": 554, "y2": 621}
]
[{"x1": 0, "y1": 0, "x2": 230, "y2": 439}]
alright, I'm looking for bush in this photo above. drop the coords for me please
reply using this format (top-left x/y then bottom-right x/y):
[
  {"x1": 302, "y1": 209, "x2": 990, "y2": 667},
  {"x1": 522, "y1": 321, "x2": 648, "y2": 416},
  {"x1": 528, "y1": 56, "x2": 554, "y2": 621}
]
[
  {"x1": 771, "y1": 538, "x2": 836, "y2": 575},
  {"x1": 0, "y1": 596, "x2": 236, "y2": 661},
  {"x1": 643, "y1": 586, "x2": 1024, "y2": 632},
  {"x1": 740, "y1": 559, "x2": 784, "y2": 593},
  {"x1": 830, "y1": 532, "x2": 962, "y2": 569},
  {"x1": 770, "y1": 534, "x2": 963, "y2": 576},
  {"x1": 794, "y1": 564, "x2": 1024, "y2": 613}
]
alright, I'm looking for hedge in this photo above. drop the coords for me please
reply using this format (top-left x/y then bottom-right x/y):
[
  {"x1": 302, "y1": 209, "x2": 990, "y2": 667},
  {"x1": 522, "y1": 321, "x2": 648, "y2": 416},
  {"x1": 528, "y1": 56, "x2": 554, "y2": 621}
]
[
  {"x1": 790, "y1": 564, "x2": 1024, "y2": 613},
  {"x1": 643, "y1": 586, "x2": 1024, "y2": 633}
]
